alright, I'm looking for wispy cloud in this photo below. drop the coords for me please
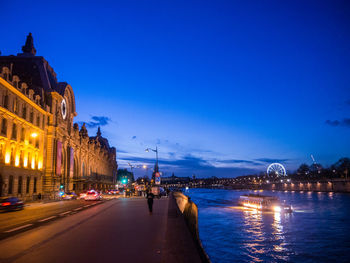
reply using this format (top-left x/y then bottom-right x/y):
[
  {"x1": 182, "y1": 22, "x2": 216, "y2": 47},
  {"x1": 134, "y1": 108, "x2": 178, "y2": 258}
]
[
  {"x1": 78, "y1": 116, "x2": 111, "y2": 129},
  {"x1": 215, "y1": 159, "x2": 260, "y2": 166},
  {"x1": 118, "y1": 154, "x2": 259, "y2": 177},
  {"x1": 254, "y1": 158, "x2": 290, "y2": 163},
  {"x1": 325, "y1": 118, "x2": 350, "y2": 127},
  {"x1": 117, "y1": 149, "x2": 129, "y2": 154}
]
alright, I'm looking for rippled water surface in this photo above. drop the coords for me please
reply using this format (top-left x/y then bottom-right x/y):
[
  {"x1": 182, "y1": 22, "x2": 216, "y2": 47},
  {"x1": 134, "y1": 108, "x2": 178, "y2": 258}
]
[{"x1": 185, "y1": 188, "x2": 350, "y2": 263}]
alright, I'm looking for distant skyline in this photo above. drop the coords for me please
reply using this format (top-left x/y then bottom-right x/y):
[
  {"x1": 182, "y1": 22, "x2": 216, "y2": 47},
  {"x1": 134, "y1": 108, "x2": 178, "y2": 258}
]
[{"x1": 2, "y1": 0, "x2": 350, "y2": 178}]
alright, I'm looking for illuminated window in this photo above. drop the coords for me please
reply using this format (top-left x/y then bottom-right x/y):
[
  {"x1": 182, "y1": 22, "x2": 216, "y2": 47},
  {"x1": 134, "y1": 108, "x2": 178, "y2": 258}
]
[
  {"x1": 11, "y1": 148, "x2": 15, "y2": 165},
  {"x1": 19, "y1": 150, "x2": 23, "y2": 167}
]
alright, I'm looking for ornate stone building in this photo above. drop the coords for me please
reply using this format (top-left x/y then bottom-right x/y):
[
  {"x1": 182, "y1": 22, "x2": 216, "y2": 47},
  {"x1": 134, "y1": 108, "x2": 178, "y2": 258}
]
[{"x1": 0, "y1": 33, "x2": 117, "y2": 200}]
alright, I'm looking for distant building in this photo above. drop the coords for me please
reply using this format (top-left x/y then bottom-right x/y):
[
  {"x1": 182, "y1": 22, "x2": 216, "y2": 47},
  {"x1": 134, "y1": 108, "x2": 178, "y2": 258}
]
[
  {"x1": 0, "y1": 33, "x2": 117, "y2": 200},
  {"x1": 161, "y1": 174, "x2": 190, "y2": 185}
]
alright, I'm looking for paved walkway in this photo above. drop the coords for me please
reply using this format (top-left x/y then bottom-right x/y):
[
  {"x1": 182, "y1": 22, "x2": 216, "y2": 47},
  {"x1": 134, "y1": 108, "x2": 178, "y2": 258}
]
[{"x1": 0, "y1": 196, "x2": 204, "y2": 263}]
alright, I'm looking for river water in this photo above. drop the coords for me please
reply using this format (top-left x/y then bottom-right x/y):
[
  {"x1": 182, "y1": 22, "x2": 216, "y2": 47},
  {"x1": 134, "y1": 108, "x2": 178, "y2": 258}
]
[{"x1": 184, "y1": 188, "x2": 350, "y2": 263}]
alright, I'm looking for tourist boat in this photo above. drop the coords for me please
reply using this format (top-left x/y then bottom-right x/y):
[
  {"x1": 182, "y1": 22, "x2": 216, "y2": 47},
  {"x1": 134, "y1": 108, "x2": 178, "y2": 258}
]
[{"x1": 238, "y1": 194, "x2": 292, "y2": 213}]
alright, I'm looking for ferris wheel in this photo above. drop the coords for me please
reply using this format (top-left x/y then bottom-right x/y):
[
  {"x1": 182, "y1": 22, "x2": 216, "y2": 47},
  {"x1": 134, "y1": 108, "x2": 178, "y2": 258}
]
[{"x1": 267, "y1": 163, "x2": 287, "y2": 177}]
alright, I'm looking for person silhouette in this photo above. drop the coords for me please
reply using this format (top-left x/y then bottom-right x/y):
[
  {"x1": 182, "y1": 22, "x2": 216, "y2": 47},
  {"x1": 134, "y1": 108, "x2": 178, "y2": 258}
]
[{"x1": 146, "y1": 190, "x2": 155, "y2": 214}]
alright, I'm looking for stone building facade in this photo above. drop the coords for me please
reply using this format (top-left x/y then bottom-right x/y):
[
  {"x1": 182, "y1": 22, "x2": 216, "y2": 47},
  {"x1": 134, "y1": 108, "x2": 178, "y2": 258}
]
[{"x1": 0, "y1": 33, "x2": 117, "y2": 200}]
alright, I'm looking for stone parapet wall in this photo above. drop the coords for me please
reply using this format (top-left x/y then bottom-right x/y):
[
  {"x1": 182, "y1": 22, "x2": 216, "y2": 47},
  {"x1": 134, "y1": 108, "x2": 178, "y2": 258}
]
[{"x1": 173, "y1": 192, "x2": 211, "y2": 263}]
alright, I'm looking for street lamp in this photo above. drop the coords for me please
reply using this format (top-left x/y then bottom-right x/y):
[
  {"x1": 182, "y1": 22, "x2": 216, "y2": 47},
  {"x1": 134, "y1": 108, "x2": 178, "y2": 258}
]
[
  {"x1": 145, "y1": 146, "x2": 158, "y2": 168},
  {"x1": 145, "y1": 147, "x2": 160, "y2": 185}
]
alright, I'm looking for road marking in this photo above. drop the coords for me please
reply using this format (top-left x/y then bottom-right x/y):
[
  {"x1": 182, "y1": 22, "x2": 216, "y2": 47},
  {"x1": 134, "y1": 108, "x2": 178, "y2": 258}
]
[
  {"x1": 59, "y1": 211, "x2": 72, "y2": 216},
  {"x1": 74, "y1": 207, "x2": 83, "y2": 211},
  {"x1": 4, "y1": 224, "x2": 33, "y2": 233},
  {"x1": 38, "y1": 216, "x2": 57, "y2": 222}
]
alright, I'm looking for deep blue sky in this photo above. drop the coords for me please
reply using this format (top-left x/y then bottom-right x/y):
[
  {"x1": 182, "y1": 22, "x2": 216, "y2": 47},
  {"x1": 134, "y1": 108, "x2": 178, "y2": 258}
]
[{"x1": 2, "y1": 0, "x2": 350, "y2": 178}]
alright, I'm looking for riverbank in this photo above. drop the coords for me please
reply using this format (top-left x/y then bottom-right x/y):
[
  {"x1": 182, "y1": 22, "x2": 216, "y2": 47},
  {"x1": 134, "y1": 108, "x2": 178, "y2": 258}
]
[{"x1": 190, "y1": 179, "x2": 350, "y2": 193}]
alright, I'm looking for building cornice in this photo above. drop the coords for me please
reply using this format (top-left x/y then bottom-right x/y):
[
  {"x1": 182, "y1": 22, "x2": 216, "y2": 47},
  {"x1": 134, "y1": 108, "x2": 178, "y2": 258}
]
[
  {"x1": 0, "y1": 107, "x2": 45, "y2": 132},
  {"x1": 0, "y1": 77, "x2": 49, "y2": 115}
]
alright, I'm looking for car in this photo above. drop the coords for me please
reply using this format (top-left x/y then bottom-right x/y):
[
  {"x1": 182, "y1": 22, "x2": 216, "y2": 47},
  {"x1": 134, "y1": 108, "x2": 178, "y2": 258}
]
[
  {"x1": 79, "y1": 192, "x2": 87, "y2": 199},
  {"x1": 107, "y1": 189, "x2": 119, "y2": 195},
  {"x1": 84, "y1": 191, "x2": 102, "y2": 201},
  {"x1": 0, "y1": 197, "x2": 24, "y2": 211},
  {"x1": 61, "y1": 192, "x2": 78, "y2": 200}
]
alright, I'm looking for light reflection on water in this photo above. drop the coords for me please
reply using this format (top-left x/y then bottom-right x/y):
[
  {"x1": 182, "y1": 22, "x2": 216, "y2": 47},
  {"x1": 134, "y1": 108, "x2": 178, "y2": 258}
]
[{"x1": 185, "y1": 188, "x2": 350, "y2": 263}]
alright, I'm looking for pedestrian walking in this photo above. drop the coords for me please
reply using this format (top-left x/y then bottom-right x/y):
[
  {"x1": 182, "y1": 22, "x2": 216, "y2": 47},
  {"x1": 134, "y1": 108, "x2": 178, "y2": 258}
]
[{"x1": 146, "y1": 191, "x2": 155, "y2": 214}]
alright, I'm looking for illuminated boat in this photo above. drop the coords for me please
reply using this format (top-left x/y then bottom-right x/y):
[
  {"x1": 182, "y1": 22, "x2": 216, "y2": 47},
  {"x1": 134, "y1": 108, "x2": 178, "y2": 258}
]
[{"x1": 238, "y1": 194, "x2": 292, "y2": 213}]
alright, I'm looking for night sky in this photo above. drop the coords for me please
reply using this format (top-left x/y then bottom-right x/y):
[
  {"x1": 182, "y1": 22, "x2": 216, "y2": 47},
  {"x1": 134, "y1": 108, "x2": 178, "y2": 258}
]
[{"x1": 2, "y1": 0, "x2": 350, "y2": 178}]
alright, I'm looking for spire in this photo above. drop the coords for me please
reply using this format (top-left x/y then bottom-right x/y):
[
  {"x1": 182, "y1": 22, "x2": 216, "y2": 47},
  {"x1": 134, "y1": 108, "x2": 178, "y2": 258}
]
[
  {"x1": 79, "y1": 123, "x2": 88, "y2": 137},
  {"x1": 97, "y1": 127, "x2": 101, "y2": 137},
  {"x1": 22, "y1": 33, "x2": 36, "y2": 56}
]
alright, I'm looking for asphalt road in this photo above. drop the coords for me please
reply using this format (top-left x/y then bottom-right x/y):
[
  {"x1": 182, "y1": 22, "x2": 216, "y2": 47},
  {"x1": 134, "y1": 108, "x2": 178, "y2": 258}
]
[
  {"x1": 0, "y1": 197, "x2": 169, "y2": 263},
  {"x1": 0, "y1": 198, "x2": 109, "y2": 239}
]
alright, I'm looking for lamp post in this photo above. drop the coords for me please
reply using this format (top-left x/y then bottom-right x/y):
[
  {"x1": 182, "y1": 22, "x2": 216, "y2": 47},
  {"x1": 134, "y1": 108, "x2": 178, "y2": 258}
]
[
  {"x1": 145, "y1": 146, "x2": 158, "y2": 169},
  {"x1": 145, "y1": 147, "x2": 159, "y2": 185},
  {"x1": 127, "y1": 163, "x2": 135, "y2": 174}
]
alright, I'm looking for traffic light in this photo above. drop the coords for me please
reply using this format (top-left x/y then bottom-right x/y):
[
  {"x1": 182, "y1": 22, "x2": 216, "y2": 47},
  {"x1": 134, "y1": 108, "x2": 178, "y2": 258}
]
[{"x1": 60, "y1": 184, "x2": 64, "y2": 189}]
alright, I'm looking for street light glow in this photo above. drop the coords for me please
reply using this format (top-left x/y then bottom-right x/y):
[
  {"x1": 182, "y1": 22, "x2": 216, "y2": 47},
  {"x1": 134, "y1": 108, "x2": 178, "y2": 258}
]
[{"x1": 31, "y1": 132, "x2": 38, "y2": 138}]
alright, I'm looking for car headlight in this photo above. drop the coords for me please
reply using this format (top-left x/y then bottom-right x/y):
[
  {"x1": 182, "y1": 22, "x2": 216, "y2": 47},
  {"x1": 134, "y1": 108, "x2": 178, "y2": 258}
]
[{"x1": 273, "y1": 206, "x2": 281, "y2": 212}]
